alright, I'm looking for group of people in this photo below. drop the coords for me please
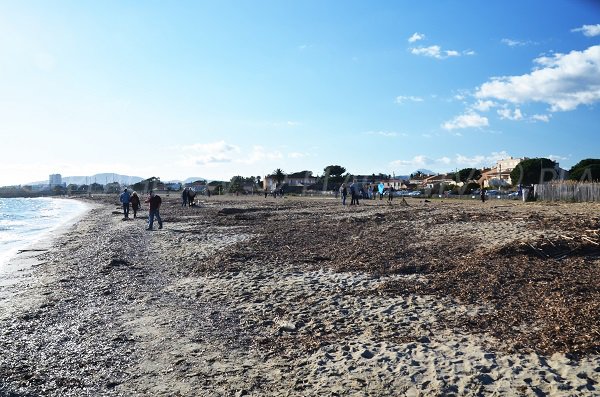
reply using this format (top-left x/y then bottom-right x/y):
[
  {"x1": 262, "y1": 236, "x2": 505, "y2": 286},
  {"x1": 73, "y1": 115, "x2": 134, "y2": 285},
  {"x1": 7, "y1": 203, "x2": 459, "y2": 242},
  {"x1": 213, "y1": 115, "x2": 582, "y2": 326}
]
[
  {"x1": 119, "y1": 188, "x2": 163, "y2": 230},
  {"x1": 339, "y1": 182, "x2": 396, "y2": 206},
  {"x1": 264, "y1": 186, "x2": 285, "y2": 198}
]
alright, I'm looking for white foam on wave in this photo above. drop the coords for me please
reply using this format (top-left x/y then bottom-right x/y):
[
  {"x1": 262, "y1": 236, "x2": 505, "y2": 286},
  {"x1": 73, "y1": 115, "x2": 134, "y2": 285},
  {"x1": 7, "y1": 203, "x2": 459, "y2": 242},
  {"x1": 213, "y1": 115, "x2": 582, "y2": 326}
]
[{"x1": 0, "y1": 198, "x2": 89, "y2": 268}]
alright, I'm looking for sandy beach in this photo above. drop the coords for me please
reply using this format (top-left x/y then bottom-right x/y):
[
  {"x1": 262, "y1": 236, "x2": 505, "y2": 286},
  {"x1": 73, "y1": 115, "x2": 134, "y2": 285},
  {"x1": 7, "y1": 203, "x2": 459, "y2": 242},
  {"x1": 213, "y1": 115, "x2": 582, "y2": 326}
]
[{"x1": 0, "y1": 194, "x2": 598, "y2": 396}]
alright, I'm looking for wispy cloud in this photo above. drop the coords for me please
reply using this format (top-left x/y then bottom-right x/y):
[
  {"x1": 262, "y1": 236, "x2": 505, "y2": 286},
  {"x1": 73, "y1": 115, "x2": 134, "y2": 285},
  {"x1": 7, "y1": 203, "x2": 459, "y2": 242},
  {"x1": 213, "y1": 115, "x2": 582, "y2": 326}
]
[
  {"x1": 365, "y1": 130, "x2": 407, "y2": 137},
  {"x1": 571, "y1": 24, "x2": 600, "y2": 37},
  {"x1": 179, "y1": 141, "x2": 295, "y2": 168},
  {"x1": 501, "y1": 38, "x2": 537, "y2": 47},
  {"x1": 408, "y1": 32, "x2": 425, "y2": 43},
  {"x1": 395, "y1": 95, "x2": 424, "y2": 104},
  {"x1": 410, "y1": 45, "x2": 462, "y2": 59},
  {"x1": 497, "y1": 107, "x2": 523, "y2": 121},
  {"x1": 476, "y1": 45, "x2": 600, "y2": 111},
  {"x1": 531, "y1": 114, "x2": 551, "y2": 122},
  {"x1": 181, "y1": 140, "x2": 240, "y2": 166},
  {"x1": 442, "y1": 112, "x2": 489, "y2": 130},
  {"x1": 288, "y1": 152, "x2": 310, "y2": 159},
  {"x1": 470, "y1": 100, "x2": 496, "y2": 112},
  {"x1": 389, "y1": 151, "x2": 512, "y2": 173},
  {"x1": 547, "y1": 154, "x2": 568, "y2": 162},
  {"x1": 242, "y1": 145, "x2": 283, "y2": 164}
]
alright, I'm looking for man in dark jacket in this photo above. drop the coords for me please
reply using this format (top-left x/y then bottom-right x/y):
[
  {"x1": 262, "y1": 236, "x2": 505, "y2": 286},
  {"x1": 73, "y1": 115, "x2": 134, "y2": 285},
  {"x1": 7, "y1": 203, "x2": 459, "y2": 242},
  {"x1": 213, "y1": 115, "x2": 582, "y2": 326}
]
[{"x1": 145, "y1": 191, "x2": 163, "y2": 230}]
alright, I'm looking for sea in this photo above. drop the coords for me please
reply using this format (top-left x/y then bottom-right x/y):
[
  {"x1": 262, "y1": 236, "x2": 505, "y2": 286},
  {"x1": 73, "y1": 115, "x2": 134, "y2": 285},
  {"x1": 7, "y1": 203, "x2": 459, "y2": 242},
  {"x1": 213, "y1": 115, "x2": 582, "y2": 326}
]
[{"x1": 0, "y1": 197, "x2": 89, "y2": 268}]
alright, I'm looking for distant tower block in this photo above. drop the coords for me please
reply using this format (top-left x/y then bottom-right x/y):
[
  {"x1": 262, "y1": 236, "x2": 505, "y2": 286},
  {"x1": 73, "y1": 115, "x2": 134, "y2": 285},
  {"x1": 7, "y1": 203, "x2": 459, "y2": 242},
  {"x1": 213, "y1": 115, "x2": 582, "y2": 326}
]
[{"x1": 49, "y1": 174, "x2": 62, "y2": 187}]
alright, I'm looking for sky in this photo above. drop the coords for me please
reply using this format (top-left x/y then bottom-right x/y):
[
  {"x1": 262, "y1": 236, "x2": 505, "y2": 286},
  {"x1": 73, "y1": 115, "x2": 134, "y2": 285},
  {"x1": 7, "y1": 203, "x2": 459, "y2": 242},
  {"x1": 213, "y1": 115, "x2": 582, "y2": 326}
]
[{"x1": 0, "y1": 0, "x2": 599, "y2": 185}]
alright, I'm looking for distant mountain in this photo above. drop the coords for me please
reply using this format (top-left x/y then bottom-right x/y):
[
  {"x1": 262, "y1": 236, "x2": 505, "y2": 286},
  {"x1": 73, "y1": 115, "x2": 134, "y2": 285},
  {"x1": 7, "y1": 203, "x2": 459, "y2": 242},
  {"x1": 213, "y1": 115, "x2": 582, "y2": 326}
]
[
  {"x1": 64, "y1": 173, "x2": 144, "y2": 186},
  {"x1": 27, "y1": 173, "x2": 143, "y2": 186},
  {"x1": 26, "y1": 174, "x2": 214, "y2": 186},
  {"x1": 183, "y1": 176, "x2": 209, "y2": 183},
  {"x1": 414, "y1": 169, "x2": 435, "y2": 175}
]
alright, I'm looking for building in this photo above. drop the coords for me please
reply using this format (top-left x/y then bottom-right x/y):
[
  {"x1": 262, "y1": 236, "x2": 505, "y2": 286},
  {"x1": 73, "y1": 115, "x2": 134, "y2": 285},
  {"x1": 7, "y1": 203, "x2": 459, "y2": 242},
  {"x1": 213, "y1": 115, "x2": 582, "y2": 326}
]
[
  {"x1": 479, "y1": 156, "x2": 527, "y2": 187},
  {"x1": 49, "y1": 174, "x2": 62, "y2": 187},
  {"x1": 422, "y1": 174, "x2": 459, "y2": 189},
  {"x1": 263, "y1": 171, "x2": 317, "y2": 191}
]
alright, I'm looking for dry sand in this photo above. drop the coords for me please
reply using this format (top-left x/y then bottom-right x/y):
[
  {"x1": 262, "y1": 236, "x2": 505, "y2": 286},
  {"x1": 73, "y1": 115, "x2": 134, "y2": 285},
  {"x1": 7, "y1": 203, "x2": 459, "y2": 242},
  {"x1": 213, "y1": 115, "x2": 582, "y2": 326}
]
[{"x1": 0, "y1": 194, "x2": 598, "y2": 396}]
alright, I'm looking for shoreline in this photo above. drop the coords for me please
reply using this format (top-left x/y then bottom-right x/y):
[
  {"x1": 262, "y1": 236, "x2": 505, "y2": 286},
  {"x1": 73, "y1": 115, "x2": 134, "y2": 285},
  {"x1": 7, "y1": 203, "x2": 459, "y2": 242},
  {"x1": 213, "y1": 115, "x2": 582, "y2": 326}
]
[
  {"x1": 0, "y1": 198, "x2": 93, "y2": 299},
  {"x1": 0, "y1": 196, "x2": 598, "y2": 396}
]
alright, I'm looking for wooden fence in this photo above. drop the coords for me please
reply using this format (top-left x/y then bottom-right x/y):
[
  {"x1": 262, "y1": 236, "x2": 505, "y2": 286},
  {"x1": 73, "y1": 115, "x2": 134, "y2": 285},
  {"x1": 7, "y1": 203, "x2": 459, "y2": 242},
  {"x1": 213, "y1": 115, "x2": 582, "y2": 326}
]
[{"x1": 534, "y1": 182, "x2": 600, "y2": 202}]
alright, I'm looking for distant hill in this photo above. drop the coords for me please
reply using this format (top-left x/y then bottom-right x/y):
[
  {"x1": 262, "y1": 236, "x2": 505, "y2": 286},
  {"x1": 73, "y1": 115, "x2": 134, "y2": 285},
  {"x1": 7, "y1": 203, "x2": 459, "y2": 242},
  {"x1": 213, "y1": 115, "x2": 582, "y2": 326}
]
[
  {"x1": 414, "y1": 169, "x2": 435, "y2": 175},
  {"x1": 27, "y1": 173, "x2": 144, "y2": 186},
  {"x1": 26, "y1": 174, "x2": 211, "y2": 186},
  {"x1": 183, "y1": 176, "x2": 209, "y2": 183},
  {"x1": 64, "y1": 173, "x2": 144, "y2": 186}
]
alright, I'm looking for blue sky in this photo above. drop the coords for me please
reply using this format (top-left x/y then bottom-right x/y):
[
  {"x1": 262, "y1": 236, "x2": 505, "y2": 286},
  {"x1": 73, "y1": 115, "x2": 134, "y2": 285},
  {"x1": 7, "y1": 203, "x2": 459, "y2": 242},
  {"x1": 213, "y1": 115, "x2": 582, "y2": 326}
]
[{"x1": 0, "y1": 0, "x2": 598, "y2": 185}]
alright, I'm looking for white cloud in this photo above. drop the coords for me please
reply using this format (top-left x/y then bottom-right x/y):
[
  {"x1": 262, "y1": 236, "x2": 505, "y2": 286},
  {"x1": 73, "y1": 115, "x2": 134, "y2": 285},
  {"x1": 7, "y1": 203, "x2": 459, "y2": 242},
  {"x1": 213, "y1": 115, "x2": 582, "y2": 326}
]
[
  {"x1": 497, "y1": 108, "x2": 523, "y2": 120},
  {"x1": 243, "y1": 145, "x2": 283, "y2": 164},
  {"x1": 531, "y1": 114, "x2": 551, "y2": 122},
  {"x1": 365, "y1": 130, "x2": 409, "y2": 137},
  {"x1": 390, "y1": 155, "x2": 431, "y2": 168},
  {"x1": 395, "y1": 95, "x2": 424, "y2": 104},
  {"x1": 475, "y1": 45, "x2": 600, "y2": 111},
  {"x1": 442, "y1": 112, "x2": 489, "y2": 130},
  {"x1": 288, "y1": 152, "x2": 309, "y2": 159},
  {"x1": 179, "y1": 141, "x2": 290, "y2": 168},
  {"x1": 571, "y1": 24, "x2": 600, "y2": 37},
  {"x1": 181, "y1": 140, "x2": 240, "y2": 166},
  {"x1": 547, "y1": 154, "x2": 568, "y2": 162},
  {"x1": 501, "y1": 38, "x2": 536, "y2": 47},
  {"x1": 408, "y1": 32, "x2": 426, "y2": 43},
  {"x1": 410, "y1": 45, "x2": 461, "y2": 59},
  {"x1": 470, "y1": 100, "x2": 496, "y2": 112},
  {"x1": 389, "y1": 151, "x2": 513, "y2": 174},
  {"x1": 455, "y1": 151, "x2": 510, "y2": 167}
]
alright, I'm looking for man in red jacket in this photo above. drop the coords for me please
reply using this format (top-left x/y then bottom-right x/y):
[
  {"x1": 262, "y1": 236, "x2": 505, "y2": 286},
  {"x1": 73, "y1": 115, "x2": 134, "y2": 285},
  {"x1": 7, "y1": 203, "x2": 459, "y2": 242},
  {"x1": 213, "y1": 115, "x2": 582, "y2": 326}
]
[{"x1": 145, "y1": 191, "x2": 163, "y2": 230}]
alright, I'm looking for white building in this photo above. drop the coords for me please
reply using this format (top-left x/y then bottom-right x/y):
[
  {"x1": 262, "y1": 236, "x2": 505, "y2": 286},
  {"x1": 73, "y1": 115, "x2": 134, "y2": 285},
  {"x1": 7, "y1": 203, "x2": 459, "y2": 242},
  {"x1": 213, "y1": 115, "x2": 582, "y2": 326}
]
[
  {"x1": 49, "y1": 174, "x2": 62, "y2": 187},
  {"x1": 496, "y1": 157, "x2": 525, "y2": 173}
]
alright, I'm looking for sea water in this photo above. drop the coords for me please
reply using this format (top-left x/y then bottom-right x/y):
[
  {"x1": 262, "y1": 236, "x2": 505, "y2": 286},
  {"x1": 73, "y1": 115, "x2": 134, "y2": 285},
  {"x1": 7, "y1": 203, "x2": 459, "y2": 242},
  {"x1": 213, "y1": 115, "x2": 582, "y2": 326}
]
[{"x1": 0, "y1": 197, "x2": 88, "y2": 267}]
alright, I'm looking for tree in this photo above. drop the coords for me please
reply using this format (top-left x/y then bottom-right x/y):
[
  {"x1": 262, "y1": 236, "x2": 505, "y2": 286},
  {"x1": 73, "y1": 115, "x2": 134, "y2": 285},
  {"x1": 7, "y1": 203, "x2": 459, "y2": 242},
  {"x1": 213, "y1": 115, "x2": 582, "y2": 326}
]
[
  {"x1": 105, "y1": 182, "x2": 121, "y2": 194},
  {"x1": 132, "y1": 177, "x2": 160, "y2": 193},
  {"x1": 52, "y1": 185, "x2": 66, "y2": 195},
  {"x1": 322, "y1": 165, "x2": 346, "y2": 189},
  {"x1": 273, "y1": 168, "x2": 285, "y2": 185},
  {"x1": 228, "y1": 176, "x2": 246, "y2": 194},
  {"x1": 569, "y1": 158, "x2": 600, "y2": 182},
  {"x1": 90, "y1": 182, "x2": 104, "y2": 193},
  {"x1": 66, "y1": 184, "x2": 78, "y2": 195},
  {"x1": 457, "y1": 168, "x2": 482, "y2": 183},
  {"x1": 510, "y1": 158, "x2": 556, "y2": 186}
]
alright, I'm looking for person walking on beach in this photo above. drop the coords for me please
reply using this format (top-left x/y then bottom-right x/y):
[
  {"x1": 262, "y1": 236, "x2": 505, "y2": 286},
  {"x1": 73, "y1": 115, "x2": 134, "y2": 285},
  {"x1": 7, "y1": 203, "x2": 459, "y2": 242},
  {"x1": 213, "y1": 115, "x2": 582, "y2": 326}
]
[
  {"x1": 340, "y1": 183, "x2": 348, "y2": 206},
  {"x1": 349, "y1": 182, "x2": 356, "y2": 205},
  {"x1": 119, "y1": 188, "x2": 131, "y2": 220},
  {"x1": 378, "y1": 182, "x2": 385, "y2": 200},
  {"x1": 145, "y1": 191, "x2": 163, "y2": 230},
  {"x1": 388, "y1": 185, "x2": 395, "y2": 202},
  {"x1": 130, "y1": 191, "x2": 141, "y2": 219},
  {"x1": 181, "y1": 187, "x2": 188, "y2": 207},
  {"x1": 480, "y1": 188, "x2": 486, "y2": 203}
]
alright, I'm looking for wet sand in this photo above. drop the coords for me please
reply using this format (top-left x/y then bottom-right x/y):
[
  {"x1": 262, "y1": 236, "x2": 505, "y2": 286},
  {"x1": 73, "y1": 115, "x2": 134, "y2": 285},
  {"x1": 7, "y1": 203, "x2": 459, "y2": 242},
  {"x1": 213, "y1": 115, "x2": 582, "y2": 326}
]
[{"x1": 0, "y1": 195, "x2": 598, "y2": 396}]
